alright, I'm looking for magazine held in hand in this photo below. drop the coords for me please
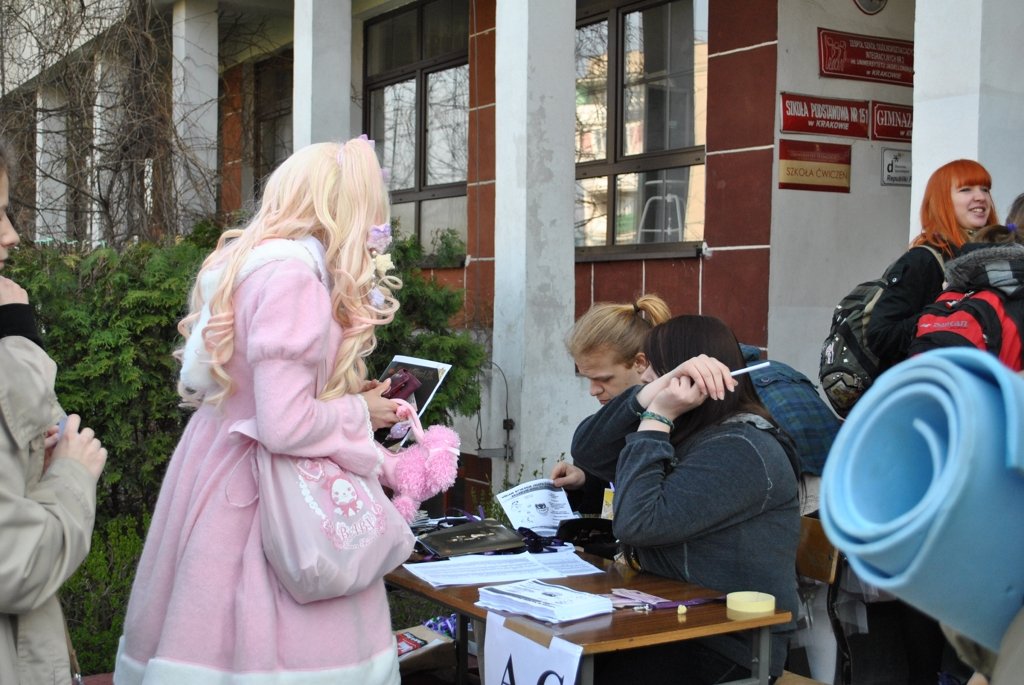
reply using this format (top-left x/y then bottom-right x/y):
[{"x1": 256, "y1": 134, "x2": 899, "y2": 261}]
[{"x1": 376, "y1": 355, "x2": 452, "y2": 447}]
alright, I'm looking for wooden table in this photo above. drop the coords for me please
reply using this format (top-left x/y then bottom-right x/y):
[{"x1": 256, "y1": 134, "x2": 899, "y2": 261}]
[{"x1": 386, "y1": 553, "x2": 791, "y2": 685}]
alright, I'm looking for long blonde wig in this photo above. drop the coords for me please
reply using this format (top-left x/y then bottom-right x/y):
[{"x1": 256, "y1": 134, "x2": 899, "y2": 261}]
[{"x1": 176, "y1": 138, "x2": 400, "y2": 406}]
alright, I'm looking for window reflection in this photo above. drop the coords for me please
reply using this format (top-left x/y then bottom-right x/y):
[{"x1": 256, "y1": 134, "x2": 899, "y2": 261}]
[
  {"x1": 575, "y1": 177, "x2": 609, "y2": 247},
  {"x1": 421, "y1": 195, "x2": 468, "y2": 252},
  {"x1": 575, "y1": 21, "x2": 608, "y2": 164},
  {"x1": 370, "y1": 80, "x2": 416, "y2": 191},
  {"x1": 365, "y1": 0, "x2": 469, "y2": 254},
  {"x1": 574, "y1": 0, "x2": 707, "y2": 249},
  {"x1": 615, "y1": 167, "x2": 705, "y2": 245},
  {"x1": 257, "y1": 115, "x2": 292, "y2": 192},
  {"x1": 426, "y1": 66, "x2": 469, "y2": 185},
  {"x1": 391, "y1": 202, "x2": 416, "y2": 239},
  {"x1": 623, "y1": 3, "x2": 704, "y2": 155},
  {"x1": 255, "y1": 52, "x2": 294, "y2": 194}
]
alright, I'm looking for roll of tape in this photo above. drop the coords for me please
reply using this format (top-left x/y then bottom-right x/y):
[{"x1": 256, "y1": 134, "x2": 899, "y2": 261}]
[{"x1": 726, "y1": 591, "x2": 775, "y2": 614}]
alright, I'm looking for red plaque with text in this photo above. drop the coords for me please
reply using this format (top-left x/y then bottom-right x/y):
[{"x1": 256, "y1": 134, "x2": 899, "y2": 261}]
[
  {"x1": 778, "y1": 139, "x2": 852, "y2": 193},
  {"x1": 871, "y1": 101, "x2": 913, "y2": 142},
  {"x1": 818, "y1": 28, "x2": 913, "y2": 87},
  {"x1": 781, "y1": 93, "x2": 869, "y2": 139}
]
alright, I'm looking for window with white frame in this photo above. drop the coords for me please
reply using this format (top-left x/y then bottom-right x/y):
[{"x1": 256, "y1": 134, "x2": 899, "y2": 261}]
[
  {"x1": 364, "y1": 0, "x2": 469, "y2": 253},
  {"x1": 575, "y1": 0, "x2": 707, "y2": 254}
]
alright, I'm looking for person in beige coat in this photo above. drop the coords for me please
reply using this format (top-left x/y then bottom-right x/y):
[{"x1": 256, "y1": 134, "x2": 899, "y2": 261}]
[{"x1": 0, "y1": 140, "x2": 108, "y2": 684}]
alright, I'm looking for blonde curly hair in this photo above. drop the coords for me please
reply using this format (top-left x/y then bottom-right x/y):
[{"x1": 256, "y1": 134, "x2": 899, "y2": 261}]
[{"x1": 176, "y1": 138, "x2": 400, "y2": 406}]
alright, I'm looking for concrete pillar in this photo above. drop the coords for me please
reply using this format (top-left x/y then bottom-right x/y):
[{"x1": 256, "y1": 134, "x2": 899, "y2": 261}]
[
  {"x1": 294, "y1": 0, "x2": 352, "y2": 147},
  {"x1": 90, "y1": 56, "x2": 123, "y2": 244},
  {"x1": 36, "y1": 86, "x2": 68, "y2": 243},
  {"x1": 911, "y1": 0, "x2": 1024, "y2": 234},
  {"x1": 491, "y1": 0, "x2": 576, "y2": 484},
  {"x1": 172, "y1": 0, "x2": 219, "y2": 231}
]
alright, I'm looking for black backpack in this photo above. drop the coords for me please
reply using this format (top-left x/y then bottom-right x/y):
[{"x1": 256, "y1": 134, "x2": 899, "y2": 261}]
[{"x1": 819, "y1": 246, "x2": 943, "y2": 417}]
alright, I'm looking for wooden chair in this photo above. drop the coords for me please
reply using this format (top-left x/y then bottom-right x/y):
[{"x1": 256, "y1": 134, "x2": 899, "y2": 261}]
[
  {"x1": 796, "y1": 515, "x2": 838, "y2": 586},
  {"x1": 794, "y1": 515, "x2": 853, "y2": 685}
]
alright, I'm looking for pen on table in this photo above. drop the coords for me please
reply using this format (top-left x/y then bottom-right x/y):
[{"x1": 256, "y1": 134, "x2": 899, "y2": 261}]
[{"x1": 731, "y1": 361, "x2": 769, "y2": 377}]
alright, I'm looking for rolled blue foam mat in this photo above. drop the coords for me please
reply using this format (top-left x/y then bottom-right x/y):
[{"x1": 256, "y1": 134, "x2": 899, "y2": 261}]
[{"x1": 820, "y1": 347, "x2": 1024, "y2": 652}]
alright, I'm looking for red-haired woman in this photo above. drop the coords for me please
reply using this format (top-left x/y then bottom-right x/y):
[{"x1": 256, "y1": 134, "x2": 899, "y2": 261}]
[
  {"x1": 858, "y1": 162, "x2": 994, "y2": 683},
  {"x1": 867, "y1": 159, "x2": 1000, "y2": 371}
]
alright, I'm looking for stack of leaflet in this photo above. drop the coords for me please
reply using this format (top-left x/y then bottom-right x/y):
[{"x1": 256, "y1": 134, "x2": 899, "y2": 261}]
[{"x1": 477, "y1": 579, "x2": 613, "y2": 622}]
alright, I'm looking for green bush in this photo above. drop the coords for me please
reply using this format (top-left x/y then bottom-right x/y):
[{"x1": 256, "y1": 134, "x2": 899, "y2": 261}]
[
  {"x1": 8, "y1": 223, "x2": 485, "y2": 674},
  {"x1": 61, "y1": 515, "x2": 148, "y2": 676},
  {"x1": 10, "y1": 231, "x2": 213, "y2": 521}
]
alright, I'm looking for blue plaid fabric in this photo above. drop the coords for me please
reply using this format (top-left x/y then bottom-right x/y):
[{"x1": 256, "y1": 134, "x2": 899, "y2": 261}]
[{"x1": 741, "y1": 345, "x2": 841, "y2": 476}]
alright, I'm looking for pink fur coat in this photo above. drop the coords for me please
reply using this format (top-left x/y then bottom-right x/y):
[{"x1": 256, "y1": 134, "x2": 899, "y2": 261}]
[{"x1": 113, "y1": 240, "x2": 458, "y2": 684}]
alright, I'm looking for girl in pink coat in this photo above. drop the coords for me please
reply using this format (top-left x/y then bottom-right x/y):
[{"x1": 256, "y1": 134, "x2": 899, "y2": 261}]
[{"x1": 114, "y1": 137, "x2": 416, "y2": 684}]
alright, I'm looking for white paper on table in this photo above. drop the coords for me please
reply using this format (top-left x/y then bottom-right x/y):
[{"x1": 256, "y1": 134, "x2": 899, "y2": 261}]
[
  {"x1": 401, "y1": 552, "x2": 565, "y2": 587},
  {"x1": 495, "y1": 478, "x2": 576, "y2": 536},
  {"x1": 477, "y1": 580, "x2": 613, "y2": 622},
  {"x1": 484, "y1": 612, "x2": 582, "y2": 685},
  {"x1": 531, "y1": 552, "x2": 605, "y2": 576}
]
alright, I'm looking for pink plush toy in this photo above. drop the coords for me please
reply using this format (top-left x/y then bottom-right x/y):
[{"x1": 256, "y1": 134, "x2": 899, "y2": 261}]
[{"x1": 377, "y1": 400, "x2": 460, "y2": 522}]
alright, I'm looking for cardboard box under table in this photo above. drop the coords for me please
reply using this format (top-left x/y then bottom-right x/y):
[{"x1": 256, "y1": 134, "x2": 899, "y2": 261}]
[{"x1": 395, "y1": 624, "x2": 456, "y2": 674}]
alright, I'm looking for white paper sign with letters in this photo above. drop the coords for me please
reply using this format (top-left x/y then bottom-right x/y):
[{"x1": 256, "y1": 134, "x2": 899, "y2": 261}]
[{"x1": 483, "y1": 611, "x2": 582, "y2": 685}]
